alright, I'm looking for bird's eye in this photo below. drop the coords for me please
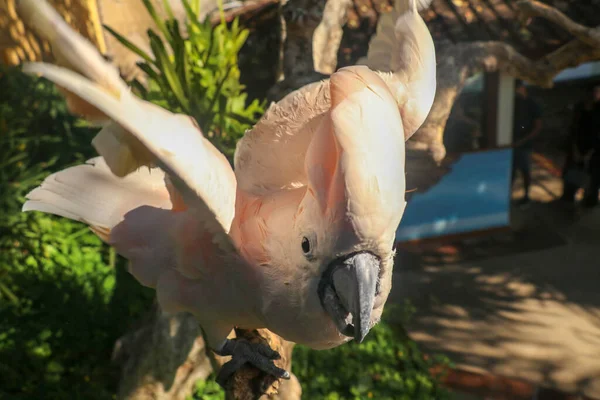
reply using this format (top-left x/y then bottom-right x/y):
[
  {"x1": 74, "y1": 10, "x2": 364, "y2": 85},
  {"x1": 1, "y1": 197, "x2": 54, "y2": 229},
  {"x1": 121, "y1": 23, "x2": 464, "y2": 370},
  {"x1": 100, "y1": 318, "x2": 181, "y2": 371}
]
[{"x1": 301, "y1": 237, "x2": 311, "y2": 255}]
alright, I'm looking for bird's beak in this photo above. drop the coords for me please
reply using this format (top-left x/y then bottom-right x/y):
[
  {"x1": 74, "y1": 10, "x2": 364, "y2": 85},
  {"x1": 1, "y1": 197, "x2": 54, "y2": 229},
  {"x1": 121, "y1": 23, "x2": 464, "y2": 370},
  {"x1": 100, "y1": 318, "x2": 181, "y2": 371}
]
[{"x1": 319, "y1": 252, "x2": 380, "y2": 343}]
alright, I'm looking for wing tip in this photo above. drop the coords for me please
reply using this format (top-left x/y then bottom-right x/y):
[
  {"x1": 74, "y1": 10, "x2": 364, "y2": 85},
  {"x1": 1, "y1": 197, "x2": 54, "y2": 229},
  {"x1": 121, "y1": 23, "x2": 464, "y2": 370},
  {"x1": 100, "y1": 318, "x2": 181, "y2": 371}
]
[{"x1": 17, "y1": 0, "x2": 59, "y2": 40}]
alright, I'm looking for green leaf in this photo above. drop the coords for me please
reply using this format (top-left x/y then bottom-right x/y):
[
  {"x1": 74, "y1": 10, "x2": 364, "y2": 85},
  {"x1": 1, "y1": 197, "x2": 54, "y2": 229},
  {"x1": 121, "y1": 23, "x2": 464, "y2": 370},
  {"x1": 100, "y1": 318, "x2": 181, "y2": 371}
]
[
  {"x1": 136, "y1": 62, "x2": 161, "y2": 85},
  {"x1": 0, "y1": 280, "x2": 19, "y2": 305},
  {"x1": 207, "y1": 66, "x2": 232, "y2": 117},
  {"x1": 216, "y1": 0, "x2": 226, "y2": 24},
  {"x1": 141, "y1": 0, "x2": 172, "y2": 42},
  {"x1": 0, "y1": 152, "x2": 27, "y2": 169},
  {"x1": 168, "y1": 19, "x2": 190, "y2": 99},
  {"x1": 203, "y1": 23, "x2": 216, "y2": 66},
  {"x1": 182, "y1": 0, "x2": 200, "y2": 25},
  {"x1": 103, "y1": 25, "x2": 155, "y2": 65},
  {"x1": 130, "y1": 79, "x2": 149, "y2": 98},
  {"x1": 191, "y1": 0, "x2": 201, "y2": 19},
  {"x1": 225, "y1": 112, "x2": 256, "y2": 126},
  {"x1": 148, "y1": 31, "x2": 189, "y2": 110},
  {"x1": 162, "y1": 0, "x2": 175, "y2": 20}
]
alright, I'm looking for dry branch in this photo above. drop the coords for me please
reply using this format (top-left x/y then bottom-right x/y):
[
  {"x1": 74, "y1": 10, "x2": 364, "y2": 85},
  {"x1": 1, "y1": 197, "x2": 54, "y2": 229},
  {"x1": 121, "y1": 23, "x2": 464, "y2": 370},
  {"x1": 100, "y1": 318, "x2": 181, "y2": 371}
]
[
  {"x1": 267, "y1": 0, "x2": 331, "y2": 101},
  {"x1": 409, "y1": 0, "x2": 600, "y2": 166},
  {"x1": 313, "y1": 0, "x2": 352, "y2": 74},
  {"x1": 208, "y1": 0, "x2": 279, "y2": 26},
  {"x1": 516, "y1": 0, "x2": 600, "y2": 48}
]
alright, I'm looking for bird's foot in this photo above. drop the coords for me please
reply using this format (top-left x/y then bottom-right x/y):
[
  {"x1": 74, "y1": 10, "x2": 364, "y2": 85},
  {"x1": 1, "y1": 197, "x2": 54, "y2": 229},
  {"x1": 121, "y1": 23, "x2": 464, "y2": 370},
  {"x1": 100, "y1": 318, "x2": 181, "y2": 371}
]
[{"x1": 214, "y1": 338, "x2": 290, "y2": 388}]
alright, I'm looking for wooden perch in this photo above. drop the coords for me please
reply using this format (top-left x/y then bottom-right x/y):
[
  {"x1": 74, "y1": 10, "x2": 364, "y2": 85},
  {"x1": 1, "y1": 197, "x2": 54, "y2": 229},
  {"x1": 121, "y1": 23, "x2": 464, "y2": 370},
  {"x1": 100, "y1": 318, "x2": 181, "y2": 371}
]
[{"x1": 212, "y1": 328, "x2": 298, "y2": 400}]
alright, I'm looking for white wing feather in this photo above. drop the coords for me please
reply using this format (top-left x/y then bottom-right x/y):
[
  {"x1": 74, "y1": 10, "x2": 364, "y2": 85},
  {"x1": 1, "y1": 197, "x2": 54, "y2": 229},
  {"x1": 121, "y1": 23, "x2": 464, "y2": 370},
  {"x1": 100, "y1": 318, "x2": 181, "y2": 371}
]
[
  {"x1": 23, "y1": 157, "x2": 172, "y2": 233},
  {"x1": 22, "y1": 61, "x2": 236, "y2": 234}
]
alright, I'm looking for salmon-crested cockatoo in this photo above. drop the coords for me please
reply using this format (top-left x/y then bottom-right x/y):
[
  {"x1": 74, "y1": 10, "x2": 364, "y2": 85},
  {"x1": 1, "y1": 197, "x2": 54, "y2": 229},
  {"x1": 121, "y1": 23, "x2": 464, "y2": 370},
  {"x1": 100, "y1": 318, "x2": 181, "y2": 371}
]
[{"x1": 17, "y1": 0, "x2": 436, "y2": 386}]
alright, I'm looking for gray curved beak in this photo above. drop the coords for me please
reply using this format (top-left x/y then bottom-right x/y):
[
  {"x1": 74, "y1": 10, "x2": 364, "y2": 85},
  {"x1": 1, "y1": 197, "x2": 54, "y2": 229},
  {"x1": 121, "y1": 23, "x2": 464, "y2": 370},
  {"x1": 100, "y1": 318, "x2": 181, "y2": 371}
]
[{"x1": 320, "y1": 252, "x2": 380, "y2": 343}]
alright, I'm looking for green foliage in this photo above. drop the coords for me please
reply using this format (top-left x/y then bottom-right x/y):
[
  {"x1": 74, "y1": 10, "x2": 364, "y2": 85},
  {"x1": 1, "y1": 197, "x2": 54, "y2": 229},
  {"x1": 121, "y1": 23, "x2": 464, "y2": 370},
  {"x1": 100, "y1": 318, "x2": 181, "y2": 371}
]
[
  {"x1": 190, "y1": 374, "x2": 225, "y2": 400},
  {"x1": 0, "y1": 65, "x2": 95, "y2": 226},
  {"x1": 0, "y1": 63, "x2": 95, "y2": 308},
  {"x1": 105, "y1": 0, "x2": 265, "y2": 161},
  {"x1": 0, "y1": 65, "x2": 154, "y2": 400},
  {"x1": 292, "y1": 305, "x2": 453, "y2": 400},
  {"x1": 188, "y1": 304, "x2": 452, "y2": 400}
]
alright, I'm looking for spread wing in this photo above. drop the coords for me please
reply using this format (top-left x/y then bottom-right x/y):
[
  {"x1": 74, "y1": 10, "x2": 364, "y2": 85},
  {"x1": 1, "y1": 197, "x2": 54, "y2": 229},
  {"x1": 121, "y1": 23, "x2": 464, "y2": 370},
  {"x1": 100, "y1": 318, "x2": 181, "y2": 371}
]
[
  {"x1": 18, "y1": 0, "x2": 242, "y2": 270},
  {"x1": 234, "y1": 80, "x2": 331, "y2": 197},
  {"x1": 17, "y1": 1, "x2": 255, "y2": 346}
]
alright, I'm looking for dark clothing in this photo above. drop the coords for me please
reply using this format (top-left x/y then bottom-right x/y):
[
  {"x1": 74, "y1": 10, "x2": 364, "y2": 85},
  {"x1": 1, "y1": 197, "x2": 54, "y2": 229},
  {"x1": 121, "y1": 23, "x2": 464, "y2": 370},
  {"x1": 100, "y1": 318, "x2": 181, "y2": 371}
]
[
  {"x1": 584, "y1": 153, "x2": 600, "y2": 207},
  {"x1": 561, "y1": 101, "x2": 600, "y2": 205},
  {"x1": 561, "y1": 154, "x2": 586, "y2": 203},
  {"x1": 566, "y1": 102, "x2": 600, "y2": 154},
  {"x1": 512, "y1": 94, "x2": 542, "y2": 199},
  {"x1": 564, "y1": 152, "x2": 600, "y2": 206},
  {"x1": 513, "y1": 94, "x2": 542, "y2": 150},
  {"x1": 512, "y1": 148, "x2": 533, "y2": 198}
]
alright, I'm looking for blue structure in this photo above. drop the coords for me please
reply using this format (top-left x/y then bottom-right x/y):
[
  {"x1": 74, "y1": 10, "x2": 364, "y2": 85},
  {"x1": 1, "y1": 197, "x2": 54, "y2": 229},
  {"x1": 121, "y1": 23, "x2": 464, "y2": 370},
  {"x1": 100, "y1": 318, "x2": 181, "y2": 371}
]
[{"x1": 396, "y1": 148, "x2": 513, "y2": 242}]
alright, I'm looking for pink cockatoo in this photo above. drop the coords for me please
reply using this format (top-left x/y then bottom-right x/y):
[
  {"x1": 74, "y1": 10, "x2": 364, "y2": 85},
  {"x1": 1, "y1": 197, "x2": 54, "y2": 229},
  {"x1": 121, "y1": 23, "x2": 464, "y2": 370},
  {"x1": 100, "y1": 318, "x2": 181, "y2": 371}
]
[{"x1": 17, "y1": 0, "x2": 436, "y2": 385}]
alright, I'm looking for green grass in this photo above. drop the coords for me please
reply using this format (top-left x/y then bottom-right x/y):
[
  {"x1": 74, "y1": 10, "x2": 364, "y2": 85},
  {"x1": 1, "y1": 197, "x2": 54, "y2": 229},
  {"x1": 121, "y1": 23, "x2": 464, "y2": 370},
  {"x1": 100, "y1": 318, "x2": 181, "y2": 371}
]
[{"x1": 0, "y1": 65, "x2": 154, "y2": 400}]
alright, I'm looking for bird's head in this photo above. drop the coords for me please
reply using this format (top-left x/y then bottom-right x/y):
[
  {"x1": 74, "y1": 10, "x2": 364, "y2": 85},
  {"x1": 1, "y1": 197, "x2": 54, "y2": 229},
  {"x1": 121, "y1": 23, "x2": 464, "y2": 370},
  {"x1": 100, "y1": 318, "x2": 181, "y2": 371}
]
[{"x1": 281, "y1": 66, "x2": 408, "y2": 345}]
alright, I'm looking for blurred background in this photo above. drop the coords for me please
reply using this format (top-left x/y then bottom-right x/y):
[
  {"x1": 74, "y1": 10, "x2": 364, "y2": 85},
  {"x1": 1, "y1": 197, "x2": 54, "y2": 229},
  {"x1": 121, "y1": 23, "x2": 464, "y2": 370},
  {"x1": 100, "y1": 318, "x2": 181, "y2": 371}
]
[{"x1": 0, "y1": 0, "x2": 599, "y2": 399}]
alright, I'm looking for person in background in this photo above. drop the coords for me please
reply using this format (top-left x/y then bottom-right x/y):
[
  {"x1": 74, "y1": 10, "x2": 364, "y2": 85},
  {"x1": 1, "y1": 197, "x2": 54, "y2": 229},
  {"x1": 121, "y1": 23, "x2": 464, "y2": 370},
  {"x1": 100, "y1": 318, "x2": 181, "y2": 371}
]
[
  {"x1": 560, "y1": 84, "x2": 600, "y2": 207},
  {"x1": 512, "y1": 80, "x2": 543, "y2": 205}
]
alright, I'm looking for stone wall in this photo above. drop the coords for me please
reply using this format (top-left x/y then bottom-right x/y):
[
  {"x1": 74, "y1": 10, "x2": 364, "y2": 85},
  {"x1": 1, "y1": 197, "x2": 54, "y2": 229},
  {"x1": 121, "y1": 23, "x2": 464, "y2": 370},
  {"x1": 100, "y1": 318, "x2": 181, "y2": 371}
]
[
  {"x1": 1, "y1": 0, "x2": 222, "y2": 80},
  {"x1": 96, "y1": 0, "x2": 189, "y2": 80},
  {"x1": 0, "y1": 0, "x2": 104, "y2": 65}
]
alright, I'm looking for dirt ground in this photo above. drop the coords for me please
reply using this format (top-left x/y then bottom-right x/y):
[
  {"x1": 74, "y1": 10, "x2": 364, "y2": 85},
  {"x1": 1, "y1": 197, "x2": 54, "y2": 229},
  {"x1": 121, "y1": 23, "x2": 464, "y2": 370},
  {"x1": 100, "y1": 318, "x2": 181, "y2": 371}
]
[{"x1": 390, "y1": 153, "x2": 600, "y2": 399}]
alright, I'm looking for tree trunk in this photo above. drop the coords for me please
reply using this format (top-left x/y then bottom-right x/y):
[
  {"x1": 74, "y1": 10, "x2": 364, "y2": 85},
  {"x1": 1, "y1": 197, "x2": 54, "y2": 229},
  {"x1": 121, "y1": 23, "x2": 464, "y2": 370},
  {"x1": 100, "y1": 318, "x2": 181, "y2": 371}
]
[
  {"x1": 112, "y1": 304, "x2": 212, "y2": 400},
  {"x1": 266, "y1": 0, "x2": 330, "y2": 101}
]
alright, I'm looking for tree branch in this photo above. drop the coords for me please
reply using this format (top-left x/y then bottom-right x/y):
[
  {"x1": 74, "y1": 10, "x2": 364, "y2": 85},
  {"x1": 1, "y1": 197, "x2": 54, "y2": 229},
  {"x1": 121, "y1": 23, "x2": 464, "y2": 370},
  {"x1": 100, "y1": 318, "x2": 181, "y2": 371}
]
[
  {"x1": 406, "y1": 34, "x2": 600, "y2": 189},
  {"x1": 313, "y1": 0, "x2": 352, "y2": 74},
  {"x1": 409, "y1": 26, "x2": 600, "y2": 163},
  {"x1": 516, "y1": 0, "x2": 600, "y2": 48},
  {"x1": 541, "y1": 39, "x2": 600, "y2": 75},
  {"x1": 208, "y1": 0, "x2": 279, "y2": 26},
  {"x1": 267, "y1": 0, "x2": 331, "y2": 101}
]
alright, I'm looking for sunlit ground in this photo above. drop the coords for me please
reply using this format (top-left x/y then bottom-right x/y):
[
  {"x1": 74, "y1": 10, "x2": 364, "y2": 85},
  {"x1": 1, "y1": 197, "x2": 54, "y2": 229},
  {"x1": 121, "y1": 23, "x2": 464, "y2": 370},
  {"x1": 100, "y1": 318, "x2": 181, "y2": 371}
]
[{"x1": 390, "y1": 153, "x2": 600, "y2": 399}]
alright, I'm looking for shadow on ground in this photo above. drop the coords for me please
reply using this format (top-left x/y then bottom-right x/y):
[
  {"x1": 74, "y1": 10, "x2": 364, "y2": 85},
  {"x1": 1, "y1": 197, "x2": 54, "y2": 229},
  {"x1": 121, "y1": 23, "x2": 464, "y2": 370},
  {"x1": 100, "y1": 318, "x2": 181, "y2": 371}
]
[{"x1": 389, "y1": 200, "x2": 600, "y2": 398}]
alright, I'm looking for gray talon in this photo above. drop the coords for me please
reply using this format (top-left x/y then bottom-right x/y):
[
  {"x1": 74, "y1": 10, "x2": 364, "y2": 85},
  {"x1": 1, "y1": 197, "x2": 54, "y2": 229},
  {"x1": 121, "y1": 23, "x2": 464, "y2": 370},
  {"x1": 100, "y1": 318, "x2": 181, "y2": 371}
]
[{"x1": 214, "y1": 338, "x2": 290, "y2": 388}]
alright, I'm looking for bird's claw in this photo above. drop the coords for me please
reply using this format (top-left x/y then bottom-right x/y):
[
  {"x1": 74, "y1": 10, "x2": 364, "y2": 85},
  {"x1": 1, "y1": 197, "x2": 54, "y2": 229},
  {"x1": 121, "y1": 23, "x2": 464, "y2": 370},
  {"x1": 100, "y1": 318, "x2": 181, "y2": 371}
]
[{"x1": 215, "y1": 338, "x2": 290, "y2": 388}]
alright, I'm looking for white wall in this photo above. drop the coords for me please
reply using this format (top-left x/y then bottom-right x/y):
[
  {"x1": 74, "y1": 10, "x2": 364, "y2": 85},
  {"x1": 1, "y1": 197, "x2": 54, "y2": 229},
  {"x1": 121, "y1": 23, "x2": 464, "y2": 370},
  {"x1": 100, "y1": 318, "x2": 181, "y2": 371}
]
[{"x1": 496, "y1": 73, "x2": 515, "y2": 146}]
